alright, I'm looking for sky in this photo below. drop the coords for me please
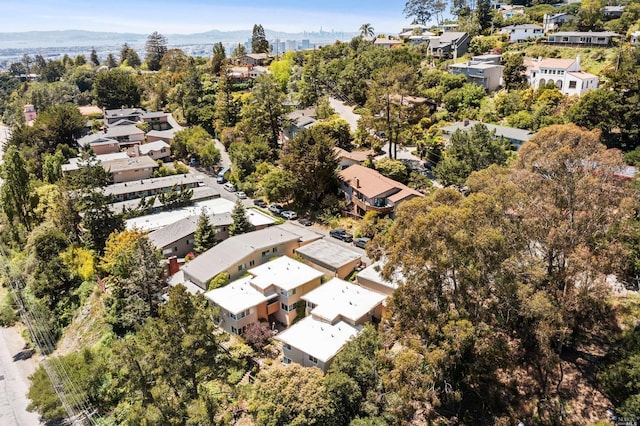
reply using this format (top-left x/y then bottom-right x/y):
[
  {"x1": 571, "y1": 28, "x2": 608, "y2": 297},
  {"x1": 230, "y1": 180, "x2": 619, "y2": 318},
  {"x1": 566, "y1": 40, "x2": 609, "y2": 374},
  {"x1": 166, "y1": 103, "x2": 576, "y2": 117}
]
[{"x1": 0, "y1": 0, "x2": 413, "y2": 34}]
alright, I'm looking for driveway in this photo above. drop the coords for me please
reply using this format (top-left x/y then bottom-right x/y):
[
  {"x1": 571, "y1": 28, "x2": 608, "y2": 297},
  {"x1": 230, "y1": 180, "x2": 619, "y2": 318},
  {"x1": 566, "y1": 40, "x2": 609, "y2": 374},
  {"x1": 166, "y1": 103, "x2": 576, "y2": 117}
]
[{"x1": 0, "y1": 326, "x2": 42, "y2": 426}]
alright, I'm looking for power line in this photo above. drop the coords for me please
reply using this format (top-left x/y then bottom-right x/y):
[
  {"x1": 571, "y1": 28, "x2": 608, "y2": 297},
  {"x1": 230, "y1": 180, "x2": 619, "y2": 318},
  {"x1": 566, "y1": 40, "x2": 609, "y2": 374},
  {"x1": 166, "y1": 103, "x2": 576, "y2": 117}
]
[{"x1": 1, "y1": 252, "x2": 99, "y2": 425}]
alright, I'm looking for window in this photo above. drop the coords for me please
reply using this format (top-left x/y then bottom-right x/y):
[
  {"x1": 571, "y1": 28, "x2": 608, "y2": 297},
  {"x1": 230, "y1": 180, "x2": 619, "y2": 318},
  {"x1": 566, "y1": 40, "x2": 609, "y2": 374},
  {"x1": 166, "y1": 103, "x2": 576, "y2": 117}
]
[
  {"x1": 283, "y1": 357, "x2": 291, "y2": 365},
  {"x1": 230, "y1": 309, "x2": 250, "y2": 321},
  {"x1": 261, "y1": 250, "x2": 269, "y2": 258},
  {"x1": 308, "y1": 355, "x2": 318, "y2": 364},
  {"x1": 281, "y1": 302, "x2": 297, "y2": 312},
  {"x1": 231, "y1": 326, "x2": 238, "y2": 334},
  {"x1": 238, "y1": 263, "x2": 246, "y2": 271},
  {"x1": 173, "y1": 247, "x2": 178, "y2": 252},
  {"x1": 283, "y1": 343, "x2": 291, "y2": 350},
  {"x1": 280, "y1": 288, "x2": 297, "y2": 297},
  {"x1": 272, "y1": 247, "x2": 278, "y2": 253},
  {"x1": 306, "y1": 301, "x2": 316, "y2": 309},
  {"x1": 249, "y1": 260, "x2": 255, "y2": 267},
  {"x1": 568, "y1": 81, "x2": 577, "y2": 89}
]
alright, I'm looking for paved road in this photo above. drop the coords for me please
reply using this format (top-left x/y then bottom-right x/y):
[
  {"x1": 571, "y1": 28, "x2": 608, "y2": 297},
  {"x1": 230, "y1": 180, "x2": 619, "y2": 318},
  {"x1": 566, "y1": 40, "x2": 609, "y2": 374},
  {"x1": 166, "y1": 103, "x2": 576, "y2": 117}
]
[
  {"x1": 329, "y1": 97, "x2": 360, "y2": 132},
  {"x1": 0, "y1": 326, "x2": 42, "y2": 426}
]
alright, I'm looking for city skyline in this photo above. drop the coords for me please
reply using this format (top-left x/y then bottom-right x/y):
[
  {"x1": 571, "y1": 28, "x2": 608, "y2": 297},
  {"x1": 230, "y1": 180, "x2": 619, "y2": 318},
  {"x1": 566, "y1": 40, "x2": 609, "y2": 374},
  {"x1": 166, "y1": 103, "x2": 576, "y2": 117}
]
[{"x1": 0, "y1": 0, "x2": 412, "y2": 35}]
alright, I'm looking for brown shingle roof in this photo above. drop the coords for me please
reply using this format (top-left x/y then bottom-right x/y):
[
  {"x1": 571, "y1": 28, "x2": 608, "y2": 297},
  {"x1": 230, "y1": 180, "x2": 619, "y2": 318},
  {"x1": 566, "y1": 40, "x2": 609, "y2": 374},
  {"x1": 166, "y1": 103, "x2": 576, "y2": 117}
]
[{"x1": 338, "y1": 164, "x2": 423, "y2": 201}]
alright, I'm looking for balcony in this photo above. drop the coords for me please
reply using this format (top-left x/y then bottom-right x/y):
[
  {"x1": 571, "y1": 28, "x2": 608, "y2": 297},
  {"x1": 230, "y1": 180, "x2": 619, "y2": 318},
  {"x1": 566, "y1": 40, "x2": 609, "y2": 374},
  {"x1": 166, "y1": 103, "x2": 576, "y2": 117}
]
[{"x1": 352, "y1": 196, "x2": 394, "y2": 215}]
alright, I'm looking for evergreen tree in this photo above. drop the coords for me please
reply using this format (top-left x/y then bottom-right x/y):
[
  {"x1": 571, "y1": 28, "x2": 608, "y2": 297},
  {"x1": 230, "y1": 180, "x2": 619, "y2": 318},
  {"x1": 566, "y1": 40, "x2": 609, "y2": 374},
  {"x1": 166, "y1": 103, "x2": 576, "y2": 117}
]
[
  {"x1": 214, "y1": 66, "x2": 238, "y2": 135},
  {"x1": 90, "y1": 48, "x2": 99, "y2": 66},
  {"x1": 0, "y1": 146, "x2": 37, "y2": 231},
  {"x1": 476, "y1": 0, "x2": 493, "y2": 34},
  {"x1": 120, "y1": 43, "x2": 141, "y2": 68},
  {"x1": 106, "y1": 53, "x2": 117, "y2": 68},
  {"x1": 251, "y1": 24, "x2": 270, "y2": 54},
  {"x1": 501, "y1": 53, "x2": 527, "y2": 90},
  {"x1": 193, "y1": 210, "x2": 216, "y2": 254},
  {"x1": 145, "y1": 31, "x2": 168, "y2": 71},
  {"x1": 211, "y1": 42, "x2": 226, "y2": 75},
  {"x1": 229, "y1": 200, "x2": 253, "y2": 236},
  {"x1": 232, "y1": 43, "x2": 247, "y2": 58}
]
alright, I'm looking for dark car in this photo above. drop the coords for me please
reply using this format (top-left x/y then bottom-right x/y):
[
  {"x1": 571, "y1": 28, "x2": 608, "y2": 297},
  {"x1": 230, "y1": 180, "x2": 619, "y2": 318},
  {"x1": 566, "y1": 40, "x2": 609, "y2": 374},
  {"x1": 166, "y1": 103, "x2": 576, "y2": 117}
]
[
  {"x1": 254, "y1": 199, "x2": 267, "y2": 208},
  {"x1": 329, "y1": 228, "x2": 353, "y2": 242},
  {"x1": 298, "y1": 217, "x2": 312, "y2": 226},
  {"x1": 353, "y1": 237, "x2": 371, "y2": 249},
  {"x1": 268, "y1": 204, "x2": 283, "y2": 215}
]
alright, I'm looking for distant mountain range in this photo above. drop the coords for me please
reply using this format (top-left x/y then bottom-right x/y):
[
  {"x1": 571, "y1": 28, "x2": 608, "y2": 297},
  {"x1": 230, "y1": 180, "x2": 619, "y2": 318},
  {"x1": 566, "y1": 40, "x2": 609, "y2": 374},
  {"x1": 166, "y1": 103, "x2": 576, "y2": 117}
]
[{"x1": 0, "y1": 28, "x2": 359, "y2": 49}]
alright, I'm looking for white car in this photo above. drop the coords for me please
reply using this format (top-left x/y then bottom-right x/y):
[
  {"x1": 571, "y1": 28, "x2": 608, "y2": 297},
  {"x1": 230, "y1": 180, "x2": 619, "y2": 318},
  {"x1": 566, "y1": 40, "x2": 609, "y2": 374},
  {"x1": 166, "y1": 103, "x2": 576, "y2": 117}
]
[
  {"x1": 280, "y1": 210, "x2": 298, "y2": 220},
  {"x1": 236, "y1": 191, "x2": 247, "y2": 199}
]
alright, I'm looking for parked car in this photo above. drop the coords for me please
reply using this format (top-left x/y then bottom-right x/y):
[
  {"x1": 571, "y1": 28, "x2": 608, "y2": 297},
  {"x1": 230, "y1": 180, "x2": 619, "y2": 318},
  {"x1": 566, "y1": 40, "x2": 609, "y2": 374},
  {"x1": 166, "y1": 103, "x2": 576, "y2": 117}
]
[
  {"x1": 281, "y1": 211, "x2": 298, "y2": 220},
  {"x1": 253, "y1": 198, "x2": 267, "y2": 208},
  {"x1": 298, "y1": 217, "x2": 312, "y2": 226},
  {"x1": 236, "y1": 191, "x2": 247, "y2": 199},
  {"x1": 268, "y1": 204, "x2": 283, "y2": 215},
  {"x1": 329, "y1": 228, "x2": 353, "y2": 242},
  {"x1": 223, "y1": 182, "x2": 237, "y2": 192},
  {"x1": 353, "y1": 237, "x2": 371, "y2": 249}
]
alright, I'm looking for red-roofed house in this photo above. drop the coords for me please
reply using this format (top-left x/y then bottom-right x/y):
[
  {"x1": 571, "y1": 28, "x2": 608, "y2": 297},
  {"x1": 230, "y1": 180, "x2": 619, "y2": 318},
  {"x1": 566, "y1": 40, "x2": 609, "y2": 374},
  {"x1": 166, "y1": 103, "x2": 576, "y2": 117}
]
[{"x1": 338, "y1": 164, "x2": 423, "y2": 218}]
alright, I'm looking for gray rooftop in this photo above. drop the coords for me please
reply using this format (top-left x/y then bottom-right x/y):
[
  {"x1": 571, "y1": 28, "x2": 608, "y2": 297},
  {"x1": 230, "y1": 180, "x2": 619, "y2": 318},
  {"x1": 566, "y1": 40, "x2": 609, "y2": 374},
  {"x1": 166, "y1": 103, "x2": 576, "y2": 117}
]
[
  {"x1": 103, "y1": 174, "x2": 202, "y2": 197},
  {"x1": 441, "y1": 120, "x2": 535, "y2": 145},
  {"x1": 109, "y1": 186, "x2": 220, "y2": 213},
  {"x1": 551, "y1": 31, "x2": 620, "y2": 37},
  {"x1": 105, "y1": 108, "x2": 146, "y2": 119},
  {"x1": 275, "y1": 222, "x2": 323, "y2": 244},
  {"x1": 294, "y1": 239, "x2": 362, "y2": 270},
  {"x1": 78, "y1": 125, "x2": 144, "y2": 146},
  {"x1": 501, "y1": 24, "x2": 543, "y2": 30},
  {"x1": 148, "y1": 212, "x2": 232, "y2": 248},
  {"x1": 180, "y1": 226, "x2": 303, "y2": 286}
]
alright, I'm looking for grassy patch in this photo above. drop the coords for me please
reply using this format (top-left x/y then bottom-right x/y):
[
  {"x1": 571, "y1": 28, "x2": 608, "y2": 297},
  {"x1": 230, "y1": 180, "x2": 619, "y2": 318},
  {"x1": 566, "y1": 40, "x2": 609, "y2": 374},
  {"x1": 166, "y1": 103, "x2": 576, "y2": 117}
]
[{"x1": 505, "y1": 44, "x2": 618, "y2": 75}]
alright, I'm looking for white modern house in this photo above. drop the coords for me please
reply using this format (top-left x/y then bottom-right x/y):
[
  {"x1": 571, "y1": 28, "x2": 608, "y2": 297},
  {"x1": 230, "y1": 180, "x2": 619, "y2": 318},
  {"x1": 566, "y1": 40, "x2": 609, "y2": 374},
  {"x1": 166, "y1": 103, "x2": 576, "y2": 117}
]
[
  {"x1": 204, "y1": 256, "x2": 324, "y2": 335},
  {"x1": 525, "y1": 56, "x2": 598, "y2": 96},
  {"x1": 276, "y1": 278, "x2": 386, "y2": 371},
  {"x1": 500, "y1": 24, "x2": 544, "y2": 43}
]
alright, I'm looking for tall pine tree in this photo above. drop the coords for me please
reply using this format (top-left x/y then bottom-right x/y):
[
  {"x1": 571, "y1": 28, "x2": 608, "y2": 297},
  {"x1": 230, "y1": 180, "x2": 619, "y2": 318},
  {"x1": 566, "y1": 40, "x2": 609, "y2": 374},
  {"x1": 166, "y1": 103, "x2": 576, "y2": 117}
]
[
  {"x1": 251, "y1": 24, "x2": 270, "y2": 54},
  {"x1": 229, "y1": 200, "x2": 253, "y2": 236},
  {"x1": 193, "y1": 210, "x2": 216, "y2": 254}
]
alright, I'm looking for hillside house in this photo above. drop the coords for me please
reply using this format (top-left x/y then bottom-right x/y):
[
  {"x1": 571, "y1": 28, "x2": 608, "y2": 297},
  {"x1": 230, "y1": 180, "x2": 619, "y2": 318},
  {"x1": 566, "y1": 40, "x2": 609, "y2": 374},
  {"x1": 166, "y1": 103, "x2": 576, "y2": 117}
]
[
  {"x1": 525, "y1": 56, "x2": 598, "y2": 96},
  {"x1": 428, "y1": 32, "x2": 471, "y2": 59},
  {"x1": 338, "y1": 164, "x2": 424, "y2": 218},
  {"x1": 500, "y1": 24, "x2": 544, "y2": 43},
  {"x1": 449, "y1": 60, "x2": 504, "y2": 91},
  {"x1": 546, "y1": 31, "x2": 620, "y2": 46}
]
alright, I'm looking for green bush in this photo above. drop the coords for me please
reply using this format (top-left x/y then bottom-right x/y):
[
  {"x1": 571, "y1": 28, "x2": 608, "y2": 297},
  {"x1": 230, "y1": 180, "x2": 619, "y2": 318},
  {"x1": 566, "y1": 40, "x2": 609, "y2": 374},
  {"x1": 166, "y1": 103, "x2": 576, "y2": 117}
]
[{"x1": 0, "y1": 292, "x2": 18, "y2": 327}]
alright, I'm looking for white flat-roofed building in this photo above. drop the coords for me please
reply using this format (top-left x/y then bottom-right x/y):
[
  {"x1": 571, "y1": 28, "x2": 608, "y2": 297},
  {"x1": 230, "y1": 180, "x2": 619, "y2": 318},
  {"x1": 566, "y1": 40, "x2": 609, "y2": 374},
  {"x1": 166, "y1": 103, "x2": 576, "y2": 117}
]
[
  {"x1": 138, "y1": 140, "x2": 171, "y2": 161},
  {"x1": 205, "y1": 277, "x2": 271, "y2": 335},
  {"x1": 205, "y1": 256, "x2": 323, "y2": 334},
  {"x1": 126, "y1": 198, "x2": 237, "y2": 231},
  {"x1": 276, "y1": 316, "x2": 360, "y2": 371},
  {"x1": 302, "y1": 278, "x2": 385, "y2": 326},
  {"x1": 356, "y1": 261, "x2": 404, "y2": 296},
  {"x1": 294, "y1": 239, "x2": 362, "y2": 279},
  {"x1": 500, "y1": 24, "x2": 544, "y2": 43},
  {"x1": 62, "y1": 152, "x2": 130, "y2": 173}
]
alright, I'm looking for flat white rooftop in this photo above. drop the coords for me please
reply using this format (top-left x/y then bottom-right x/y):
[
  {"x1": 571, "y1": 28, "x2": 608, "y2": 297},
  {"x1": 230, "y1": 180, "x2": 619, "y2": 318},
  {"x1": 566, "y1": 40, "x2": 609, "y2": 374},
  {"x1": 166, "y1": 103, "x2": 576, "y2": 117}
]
[
  {"x1": 276, "y1": 316, "x2": 360, "y2": 363},
  {"x1": 356, "y1": 261, "x2": 403, "y2": 292},
  {"x1": 126, "y1": 198, "x2": 237, "y2": 231},
  {"x1": 303, "y1": 278, "x2": 386, "y2": 323},
  {"x1": 205, "y1": 277, "x2": 269, "y2": 314},
  {"x1": 249, "y1": 256, "x2": 323, "y2": 291}
]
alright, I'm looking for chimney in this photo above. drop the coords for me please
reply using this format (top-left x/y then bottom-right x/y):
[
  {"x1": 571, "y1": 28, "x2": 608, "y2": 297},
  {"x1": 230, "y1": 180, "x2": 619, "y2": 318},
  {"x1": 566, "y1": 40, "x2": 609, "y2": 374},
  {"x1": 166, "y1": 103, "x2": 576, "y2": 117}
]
[
  {"x1": 575, "y1": 55, "x2": 581, "y2": 69},
  {"x1": 355, "y1": 177, "x2": 360, "y2": 188},
  {"x1": 168, "y1": 256, "x2": 179, "y2": 276}
]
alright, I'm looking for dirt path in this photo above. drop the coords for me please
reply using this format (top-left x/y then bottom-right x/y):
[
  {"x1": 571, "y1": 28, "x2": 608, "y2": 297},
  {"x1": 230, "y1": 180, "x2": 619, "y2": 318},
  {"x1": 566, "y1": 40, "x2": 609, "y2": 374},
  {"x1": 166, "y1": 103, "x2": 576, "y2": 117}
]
[{"x1": 0, "y1": 326, "x2": 42, "y2": 425}]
